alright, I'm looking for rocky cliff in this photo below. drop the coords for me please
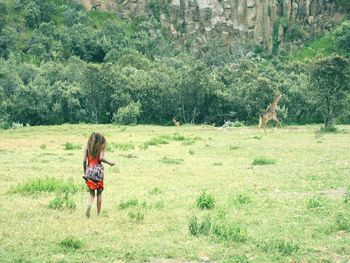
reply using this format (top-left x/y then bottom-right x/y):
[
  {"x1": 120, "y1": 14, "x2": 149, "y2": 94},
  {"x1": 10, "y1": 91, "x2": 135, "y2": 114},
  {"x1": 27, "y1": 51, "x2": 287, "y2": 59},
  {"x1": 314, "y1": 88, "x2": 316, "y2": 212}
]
[{"x1": 78, "y1": 0, "x2": 344, "y2": 56}]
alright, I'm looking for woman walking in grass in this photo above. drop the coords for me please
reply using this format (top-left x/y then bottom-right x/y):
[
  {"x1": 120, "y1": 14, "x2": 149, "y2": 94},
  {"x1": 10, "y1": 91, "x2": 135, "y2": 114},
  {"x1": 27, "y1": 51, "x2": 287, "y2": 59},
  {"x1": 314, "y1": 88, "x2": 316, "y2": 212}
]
[{"x1": 83, "y1": 132, "x2": 115, "y2": 218}]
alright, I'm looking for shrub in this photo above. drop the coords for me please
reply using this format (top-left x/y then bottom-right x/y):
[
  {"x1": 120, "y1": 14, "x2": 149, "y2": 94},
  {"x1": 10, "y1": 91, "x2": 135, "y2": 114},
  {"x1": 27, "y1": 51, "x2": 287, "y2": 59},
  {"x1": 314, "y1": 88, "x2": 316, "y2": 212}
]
[
  {"x1": 48, "y1": 195, "x2": 64, "y2": 209},
  {"x1": 196, "y1": 191, "x2": 215, "y2": 210},
  {"x1": 232, "y1": 193, "x2": 252, "y2": 205},
  {"x1": 212, "y1": 222, "x2": 248, "y2": 242},
  {"x1": 213, "y1": 162, "x2": 223, "y2": 166},
  {"x1": 307, "y1": 196, "x2": 325, "y2": 209},
  {"x1": 113, "y1": 101, "x2": 141, "y2": 125},
  {"x1": 319, "y1": 126, "x2": 337, "y2": 133},
  {"x1": 149, "y1": 187, "x2": 162, "y2": 195},
  {"x1": 233, "y1": 121, "x2": 244, "y2": 127},
  {"x1": 128, "y1": 210, "x2": 144, "y2": 223},
  {"x1": 119, "y1": 198, "x2": 139, "y2": 209},
  {"x1": 188, "y1": 216, "x2": 199, "y2": 236},
  {"x1": 222, "y1": 254, "x2": 249, "y2": 263},
  {"x1": 12, "y1": 177, "x2": 79, "y2": 195},
  {"x1": 153, "y1": 201, "x2": 165, "y2": 209},
  {"x1": 182, "y1": 139, "x2": 196, "y2": 145},
  {"x1": 64, "y1": 142, "x2": 82, "y2": 150},
  {"x1": 111, "y1": 142, "x2": 135, "y2": 151},
  {"x1": 188, "y1": 149, "x2": 195, "y2": 155},
  {"x1": 40, "y1": 144, "x2": 47, "y2": 150},
  {"x1": 160, "y1": 157, "x2": 183, "y2": 165},
  {"x1": 252, "y1": 157, "x2": 276, "y2": 165},
  {"x1": 229, "y1": 145, "x2": 240, "y2": 150},
  {"x1": 172, "y1": 133, "x2": 186, "y2": 141},
  {"x1": 48, "y1": 193, "x2": 76, "y2": 210},
  {"x1": 59, "y1": 237, "x2": 83, "y2": 250},
  {"x1": 258, "y1": 238, "x2": 299, "y2": 256},
  {"x1": 143, "y1": 135, "x2": 171, "y2": 148},
  {"x1": 188, "y1": 216, "x2": 212, "y2": 236},
  {"x1": 344, "y1": 189, "x2": 350, "y2": 204},
  {"x1": 335, "y1": 213, "x2": 350, "y2": 232}
]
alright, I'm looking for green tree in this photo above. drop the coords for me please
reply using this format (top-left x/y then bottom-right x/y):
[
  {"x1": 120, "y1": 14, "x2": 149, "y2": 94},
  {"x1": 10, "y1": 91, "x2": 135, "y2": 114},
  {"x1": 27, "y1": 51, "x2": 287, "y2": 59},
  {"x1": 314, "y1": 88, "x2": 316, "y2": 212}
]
[{"x1": 309, "y1": 56, "x2": 350, "y2": 128}]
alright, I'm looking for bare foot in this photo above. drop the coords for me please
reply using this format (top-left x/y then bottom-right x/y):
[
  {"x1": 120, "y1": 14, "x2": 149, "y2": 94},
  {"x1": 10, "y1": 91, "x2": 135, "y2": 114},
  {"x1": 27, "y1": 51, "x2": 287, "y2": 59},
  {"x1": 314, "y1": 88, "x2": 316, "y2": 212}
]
[{"x1": 85, "y1": 206, "x2": 91, "y2": 218}]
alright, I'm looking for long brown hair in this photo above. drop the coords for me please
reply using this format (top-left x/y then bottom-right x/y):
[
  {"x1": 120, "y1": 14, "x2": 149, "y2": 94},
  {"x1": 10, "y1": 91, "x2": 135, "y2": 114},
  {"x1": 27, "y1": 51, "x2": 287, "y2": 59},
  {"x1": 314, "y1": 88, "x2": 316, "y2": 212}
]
[{"x1": 87, "y1": 132, "x2": 106, "y2": 158}]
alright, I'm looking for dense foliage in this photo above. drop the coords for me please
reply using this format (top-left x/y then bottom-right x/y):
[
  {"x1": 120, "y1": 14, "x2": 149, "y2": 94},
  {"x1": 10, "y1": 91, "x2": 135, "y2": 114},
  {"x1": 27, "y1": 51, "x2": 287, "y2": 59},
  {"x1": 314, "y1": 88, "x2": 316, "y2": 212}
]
[{"x1": 0, "y1": 0, "x2": 349, "y2": 128}]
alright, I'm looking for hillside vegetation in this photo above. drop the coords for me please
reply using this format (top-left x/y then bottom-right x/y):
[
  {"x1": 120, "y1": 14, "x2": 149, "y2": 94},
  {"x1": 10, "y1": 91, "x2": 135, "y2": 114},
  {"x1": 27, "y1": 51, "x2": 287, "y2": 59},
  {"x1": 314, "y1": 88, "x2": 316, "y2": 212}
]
[{"x1": 0, "y1": 0, "x2": 349, "y2": 128}]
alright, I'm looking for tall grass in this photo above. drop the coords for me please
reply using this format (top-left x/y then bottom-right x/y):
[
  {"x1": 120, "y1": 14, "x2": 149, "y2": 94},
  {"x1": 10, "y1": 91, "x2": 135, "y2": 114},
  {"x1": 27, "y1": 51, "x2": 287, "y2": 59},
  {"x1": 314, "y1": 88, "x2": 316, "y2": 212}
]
[{"x1": 11, "y1": 177, "x2": 79, "y2": 195}]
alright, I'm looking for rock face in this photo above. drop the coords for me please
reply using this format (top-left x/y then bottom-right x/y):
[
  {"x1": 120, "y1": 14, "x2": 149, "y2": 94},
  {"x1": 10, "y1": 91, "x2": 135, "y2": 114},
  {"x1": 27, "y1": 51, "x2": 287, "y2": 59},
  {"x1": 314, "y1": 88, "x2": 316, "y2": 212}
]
[{"x1": 78, "y1": 0, "x2": 342, "y2": 56}]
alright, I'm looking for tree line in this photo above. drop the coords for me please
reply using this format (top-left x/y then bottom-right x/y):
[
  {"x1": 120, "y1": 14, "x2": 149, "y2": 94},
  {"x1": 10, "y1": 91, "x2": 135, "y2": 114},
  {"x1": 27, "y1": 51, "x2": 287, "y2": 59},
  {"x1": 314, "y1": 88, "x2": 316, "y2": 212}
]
[{"x1": 0, "y1": 0, "x2": 349, "y2": 128}]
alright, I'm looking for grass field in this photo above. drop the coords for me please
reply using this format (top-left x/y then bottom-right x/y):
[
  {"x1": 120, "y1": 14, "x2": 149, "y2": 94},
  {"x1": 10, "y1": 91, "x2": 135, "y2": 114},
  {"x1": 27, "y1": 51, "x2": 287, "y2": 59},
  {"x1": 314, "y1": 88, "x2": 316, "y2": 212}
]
[{"x1": 0, "y1": 124, "x2": 349, "y2": 262}]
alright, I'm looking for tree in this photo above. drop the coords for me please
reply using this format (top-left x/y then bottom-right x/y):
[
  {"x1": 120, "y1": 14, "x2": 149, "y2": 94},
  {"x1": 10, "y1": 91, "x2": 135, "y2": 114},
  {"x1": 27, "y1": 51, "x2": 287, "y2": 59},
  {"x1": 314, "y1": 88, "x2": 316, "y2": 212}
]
[{"x1": 309, "y1": 56, "x2": 350, "y2": 128}]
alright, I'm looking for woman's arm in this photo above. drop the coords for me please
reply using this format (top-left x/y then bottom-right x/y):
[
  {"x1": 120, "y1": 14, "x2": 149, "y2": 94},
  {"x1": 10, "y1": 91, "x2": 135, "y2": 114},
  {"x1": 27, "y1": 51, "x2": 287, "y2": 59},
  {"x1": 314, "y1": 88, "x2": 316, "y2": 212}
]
[
  {"x1": 100, "y1": 150, "x2": 115, "y2": 166},
  {"x1": 83, "y1": 146, "x2": 88, "y2": 174},
  {"x1": 101, "y1": 158, "x2": 115, "y2": 166}
]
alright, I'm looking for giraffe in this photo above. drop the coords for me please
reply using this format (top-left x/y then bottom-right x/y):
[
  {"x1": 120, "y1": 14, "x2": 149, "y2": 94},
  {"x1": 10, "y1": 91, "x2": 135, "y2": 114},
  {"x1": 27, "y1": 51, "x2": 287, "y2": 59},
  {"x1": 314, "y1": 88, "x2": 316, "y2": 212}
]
[
  {"x1": 258, "y1": 94, "x2": 283, "y2": 133},
  {"x1": 172, "y1": 118, "x2": 180, "y2": 128}
]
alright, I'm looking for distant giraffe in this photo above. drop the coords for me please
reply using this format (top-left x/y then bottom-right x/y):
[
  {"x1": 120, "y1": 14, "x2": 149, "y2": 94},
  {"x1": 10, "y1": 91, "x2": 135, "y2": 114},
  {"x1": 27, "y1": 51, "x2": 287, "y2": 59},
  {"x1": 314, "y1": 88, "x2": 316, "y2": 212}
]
[
  {"x1": 172, "y1": 118, "x2": 180, "y2": 128},
  {"x1": 259, "y1": 94, "x2": 283, "y2": 133}
]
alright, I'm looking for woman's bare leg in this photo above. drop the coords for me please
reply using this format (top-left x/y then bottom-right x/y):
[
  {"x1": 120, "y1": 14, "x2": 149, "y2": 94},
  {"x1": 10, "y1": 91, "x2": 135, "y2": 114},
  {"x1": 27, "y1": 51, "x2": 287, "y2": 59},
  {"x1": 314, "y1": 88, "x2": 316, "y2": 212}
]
[
  {"x1": 97, "y1": 189, "x2": 103, "y2": 215},
  {"x1": 86, "y1": 190, "x2": 95, "y2": 218}
]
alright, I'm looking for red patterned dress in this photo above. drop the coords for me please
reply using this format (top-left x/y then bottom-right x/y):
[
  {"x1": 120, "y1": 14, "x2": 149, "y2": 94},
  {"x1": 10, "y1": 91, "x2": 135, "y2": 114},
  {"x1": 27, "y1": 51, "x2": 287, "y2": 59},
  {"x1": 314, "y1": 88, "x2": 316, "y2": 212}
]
[{"x1": 85, "y1": 154, "x2": 104, "y2": 190}]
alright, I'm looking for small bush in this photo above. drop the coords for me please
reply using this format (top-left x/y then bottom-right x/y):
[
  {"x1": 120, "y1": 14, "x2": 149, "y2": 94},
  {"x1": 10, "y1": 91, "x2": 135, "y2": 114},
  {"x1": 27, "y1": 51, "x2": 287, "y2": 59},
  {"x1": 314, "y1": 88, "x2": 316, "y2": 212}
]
[
  {"x1": 188, "y1": 216, "x2": 199, "y2": 236},
  {"x1": 143, "y1": 135, "x2": 171, "y2": 148},
  {"x1": 222, "y1": 254, "x2": 249, "y2": 263},
  {"x1": 160, "y1": 157, "x2": 183, "y2": 165},
  {"x1": 198, "y1": 216, "x2": 212, "y2": 235},
  {"x1": 64, "y1": 142, "x2": 82, "y2": 150},
  {"x1": 252, "y1": 157, "x2": 276, "y2": 165},
  {"x1": 335, "y1": 213, "x2": 350, "y2": 232},
  {"x1": 188, "y1": 149, "x2": 195, "y2": 155},
  {"x1": 128, "y1": 210, "x2": 144, "y2": 223},
  {"x1": 172, "y1": 133, "x2": 186, "y2": 141},
  {"x1": 229, "y1": 145, "x2": 240, "y2": 150},
  {"x1": 153, "y1": 201, "x2": 165, "y2": 209},
  {"x1": 48, "y1": 196, "x2": 64, "y2": 209},
  {"x1": 12, "y1": 177, "x2": 79, "y2": 195},
  {"x1": 40, "y1": 144, "x2": 47, "y2": 150},
  {"x1": 196, "y1": 191, "x2": 215, "y2": 210},
  {"x1": 59, "y1": 237, "x2": 83, "y2": 250},
  {"x1": 119, "y1": 198, "x2": 139, "y2": 209},
  {"x1": 188, "y1": 216, "x2": 212, "y2": 236},
  {"x1": 258, "y1": 238, "x2": 299, "y2": 256},
  {"x1": 232, "y1": 193, "x2": 252, "y2": 205},
  {"x1": 212, "y1": 222, "x2": 248, "y2": 242},
  {"x1": 213, "y1": 162, "x2": 223, "y2": 166},
  {"x1": 149, "y1": 187, "x2": 162, "y2": 195},
  {"x1": 48, "y1": 193, "x2": 76, "y2": 210},
  {"x1": 111, "y1": 142, "x2": 135, "y2": 151},
  {"x1": 233, "y1": 121, "x2": 244, "y2": 127},
  {"x1": 344, "y1": 189, "x2": 350, "y2": 204},
  {"x1": 307, "y1": 196, "x2": 325, "y2": 209},
  {"x1": 319, "y1": 126, "x2": 337, "y2": 133},
  {"x1": 182, "y1": 139, "x2": 196, "y2": 145}
]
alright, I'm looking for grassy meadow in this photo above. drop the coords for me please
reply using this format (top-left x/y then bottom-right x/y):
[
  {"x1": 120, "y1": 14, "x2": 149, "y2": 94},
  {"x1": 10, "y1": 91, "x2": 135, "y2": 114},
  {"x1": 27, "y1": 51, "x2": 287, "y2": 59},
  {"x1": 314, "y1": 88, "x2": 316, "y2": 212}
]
[{"x1": 0, "y1": 124, "x2": 350, "y2": 262}]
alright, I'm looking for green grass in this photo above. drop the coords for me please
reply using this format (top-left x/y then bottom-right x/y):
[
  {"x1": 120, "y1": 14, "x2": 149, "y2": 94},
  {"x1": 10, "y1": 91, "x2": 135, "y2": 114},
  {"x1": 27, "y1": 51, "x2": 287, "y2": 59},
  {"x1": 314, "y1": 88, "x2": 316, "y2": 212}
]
[
  {"x1": 59, "y1": 236, "x2": 83, "y2": 250},
  {"x1": 0, "y1": 124, "x2": 350, "y2": 262},
  {"x1": 11, "y1": 177, "x2": 80, "y2": 195},
  {"x1": 252, "y1": 156, "x2": 276, "y2": 165},
  {"x1": 290, "y1": 33, "x2": 336, "y2": 61}
]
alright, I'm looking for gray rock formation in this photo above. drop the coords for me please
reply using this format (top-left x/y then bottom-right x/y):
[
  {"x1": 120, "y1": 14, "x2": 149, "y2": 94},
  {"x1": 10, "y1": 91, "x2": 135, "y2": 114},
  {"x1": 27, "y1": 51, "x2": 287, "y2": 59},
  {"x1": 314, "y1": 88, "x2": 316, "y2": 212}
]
[{"x1": 78, "y1": 0, "x2": 343, "y2": 56}]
